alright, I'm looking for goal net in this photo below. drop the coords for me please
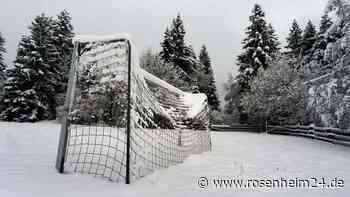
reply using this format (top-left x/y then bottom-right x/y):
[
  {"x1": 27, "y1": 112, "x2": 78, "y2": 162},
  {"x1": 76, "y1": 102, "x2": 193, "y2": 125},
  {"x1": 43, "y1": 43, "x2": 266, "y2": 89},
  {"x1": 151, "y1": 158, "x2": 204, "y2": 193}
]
[{"x1": 56, "y1": 34, "x2": 211, "y2": 183}]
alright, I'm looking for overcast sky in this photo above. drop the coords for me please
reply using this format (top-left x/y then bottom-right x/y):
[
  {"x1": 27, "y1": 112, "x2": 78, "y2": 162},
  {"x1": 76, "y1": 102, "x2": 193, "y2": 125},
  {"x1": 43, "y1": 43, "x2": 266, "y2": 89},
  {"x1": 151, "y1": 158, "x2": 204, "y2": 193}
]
[{"x1": 0, "y1": 0, "x2": 329, "y2": 99}]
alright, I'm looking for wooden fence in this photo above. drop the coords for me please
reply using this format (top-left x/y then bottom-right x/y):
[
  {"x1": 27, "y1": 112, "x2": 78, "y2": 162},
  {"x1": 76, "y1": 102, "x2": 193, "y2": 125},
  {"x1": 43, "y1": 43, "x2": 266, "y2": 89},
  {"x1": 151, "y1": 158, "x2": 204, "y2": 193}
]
[{"x1": 268, "y1": 125, "x2": 350, "y2": 147}]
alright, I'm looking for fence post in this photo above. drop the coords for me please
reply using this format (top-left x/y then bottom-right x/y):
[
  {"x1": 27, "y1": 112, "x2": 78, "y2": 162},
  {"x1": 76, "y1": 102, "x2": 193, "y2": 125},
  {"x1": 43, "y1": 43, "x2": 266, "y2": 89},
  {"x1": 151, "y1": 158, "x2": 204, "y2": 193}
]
[
  {"x1": 125, "y1": 40, "x2": 132, "y2": 184},
  {"x1": 55, "y1": 43, "x2": 78, "y2": 173}
]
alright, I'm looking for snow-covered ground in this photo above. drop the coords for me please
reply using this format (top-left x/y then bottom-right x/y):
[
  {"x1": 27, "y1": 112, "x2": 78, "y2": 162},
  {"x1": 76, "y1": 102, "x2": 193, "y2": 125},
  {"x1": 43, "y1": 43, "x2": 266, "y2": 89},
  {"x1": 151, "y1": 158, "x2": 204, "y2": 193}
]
[{"x1": 0, "y1": 121, "x2": 350, "y2": 197}]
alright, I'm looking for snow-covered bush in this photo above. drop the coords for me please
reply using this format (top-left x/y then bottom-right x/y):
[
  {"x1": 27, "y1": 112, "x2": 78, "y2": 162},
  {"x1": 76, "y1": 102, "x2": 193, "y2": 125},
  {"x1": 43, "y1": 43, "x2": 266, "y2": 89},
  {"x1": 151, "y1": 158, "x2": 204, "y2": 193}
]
[{"x1": 241, "y1": 57, "x2": 307, "y2": 125}]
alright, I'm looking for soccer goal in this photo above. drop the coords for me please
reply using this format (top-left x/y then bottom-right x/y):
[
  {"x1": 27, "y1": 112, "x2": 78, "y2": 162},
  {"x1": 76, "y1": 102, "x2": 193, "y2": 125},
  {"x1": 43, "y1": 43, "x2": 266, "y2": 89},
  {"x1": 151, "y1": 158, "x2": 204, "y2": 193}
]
[{"x1": 56, "y1": 34, "x2": 211, "y2": 184}]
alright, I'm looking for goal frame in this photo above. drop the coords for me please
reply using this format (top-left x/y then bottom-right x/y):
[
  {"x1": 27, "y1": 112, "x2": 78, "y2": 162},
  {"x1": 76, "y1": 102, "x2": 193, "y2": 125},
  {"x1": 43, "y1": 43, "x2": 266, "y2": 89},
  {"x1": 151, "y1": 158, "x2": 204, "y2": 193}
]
[{"x1": 55, "y1": 38, "x2": 133, "y2": 184}]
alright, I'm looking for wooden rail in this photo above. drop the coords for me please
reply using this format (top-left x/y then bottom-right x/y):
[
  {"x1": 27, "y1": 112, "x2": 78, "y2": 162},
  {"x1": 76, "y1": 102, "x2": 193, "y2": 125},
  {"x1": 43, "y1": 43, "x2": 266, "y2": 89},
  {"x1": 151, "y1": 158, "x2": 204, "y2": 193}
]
[
  {"x1": 268, "y1": 125, "x2": 350, "y2": 147},
  {"x1": 210, "y1": 124, "x2": 263, "y2": 133}
]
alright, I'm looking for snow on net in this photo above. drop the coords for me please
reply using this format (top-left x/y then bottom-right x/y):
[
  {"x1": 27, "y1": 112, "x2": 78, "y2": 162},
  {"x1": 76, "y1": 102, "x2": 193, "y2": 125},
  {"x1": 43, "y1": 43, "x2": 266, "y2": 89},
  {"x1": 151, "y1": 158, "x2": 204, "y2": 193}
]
[{"x1": 60, "y1": 34, "x2": 211, "y2": 183}]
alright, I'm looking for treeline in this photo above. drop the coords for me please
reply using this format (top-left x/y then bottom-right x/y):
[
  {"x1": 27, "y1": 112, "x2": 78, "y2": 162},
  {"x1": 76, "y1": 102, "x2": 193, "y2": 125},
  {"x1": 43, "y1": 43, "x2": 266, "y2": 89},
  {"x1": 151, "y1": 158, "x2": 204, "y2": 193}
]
[
  {"x1": 140, "y1": 14, "x2": 221, "y2": 113},
  {"x1": 224, "y1": 0, "x2": 350, "y2": 129},
  {"x1": 0, "y1": 11, "x2": 74, "y2": 122}
]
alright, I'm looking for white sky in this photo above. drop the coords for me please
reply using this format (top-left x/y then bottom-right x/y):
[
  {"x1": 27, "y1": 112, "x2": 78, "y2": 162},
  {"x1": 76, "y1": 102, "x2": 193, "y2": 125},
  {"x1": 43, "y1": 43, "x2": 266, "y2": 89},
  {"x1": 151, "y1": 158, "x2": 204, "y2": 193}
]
[{"x1": 0, "y1": 0, "x2": 329, "y2": 99}]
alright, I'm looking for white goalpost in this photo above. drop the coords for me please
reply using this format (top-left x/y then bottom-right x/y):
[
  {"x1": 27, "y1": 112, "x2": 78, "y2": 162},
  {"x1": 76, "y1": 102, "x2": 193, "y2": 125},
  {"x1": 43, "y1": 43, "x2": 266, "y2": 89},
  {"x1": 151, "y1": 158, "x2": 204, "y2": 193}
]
[{"x1": 56, "y1": 34, "x2": 211, "y2": 184}]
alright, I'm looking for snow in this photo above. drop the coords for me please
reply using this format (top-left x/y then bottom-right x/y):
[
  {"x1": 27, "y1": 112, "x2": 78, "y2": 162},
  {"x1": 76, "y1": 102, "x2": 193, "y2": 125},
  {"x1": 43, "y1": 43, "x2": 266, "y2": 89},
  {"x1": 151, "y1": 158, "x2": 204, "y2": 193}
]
[
  {"x1": 141, "y1": 68, "x2": 208, "y2": 119},
  {"x1": 1, "y1": 121, "x2": 350, "y2": 197},
  {"x1": 182, "y1": 93, "x2": 207, "y2": 118},
  {"x1": 73, "y1": 34, "x2": 131, "y2": 43}
]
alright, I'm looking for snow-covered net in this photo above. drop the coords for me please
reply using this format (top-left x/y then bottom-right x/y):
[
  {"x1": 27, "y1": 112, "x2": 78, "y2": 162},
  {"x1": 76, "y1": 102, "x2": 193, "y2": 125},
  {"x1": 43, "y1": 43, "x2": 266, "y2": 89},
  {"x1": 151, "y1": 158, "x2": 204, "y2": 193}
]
[{"x1": 57, "y1": 34, "x2": 211, "y2": 183}]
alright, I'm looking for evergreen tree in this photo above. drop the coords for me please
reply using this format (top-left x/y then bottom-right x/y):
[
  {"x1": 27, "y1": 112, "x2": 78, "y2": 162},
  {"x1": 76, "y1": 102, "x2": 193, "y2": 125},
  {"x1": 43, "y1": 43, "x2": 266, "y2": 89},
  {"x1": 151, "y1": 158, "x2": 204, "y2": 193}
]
[
  {"x1": 1, "y1": 14, "x2": 61, "y2": 121},
  {"x1": 198, "y1": 45, "x2": 220, "y2": 111},
  {"x1": 236, "y1": 4, "x2": 278, "y2": 91},
  {"x1": 266, "y1": 23, "x2": 281, "y2": 58},
  {"x1": 185, "y1": 44, "x2": 197, "y2": 59},
  {"x1": 234, "y1": 4, "x2": 280, "y2": 123},
  {"x1": 320, "y1": 13, "x2": 333, "y2": 35},
  {"x1": 301, "y1": 20, "x2": 317, "y2": 56},
  {"x1": 159, "y1": 14, "x2": 197, "y2": 78},
  {"x1": 52, "y1": 10, "x2": 74, "y2": 96},
  {"x1": 312, "y1": 14, "x2": 333, "y2": 64},
  {"x1": 159, "y1": 27, "x2": 173, "y2": 63},
  {"x1": 0, "y1": 32, "x2": 6, "y2": 110},
  {"x1": 170, "y1": 14, "x2": 187, "y2": 60},
  {"x1": 160, "y1": 14, "x2": 187, "y2": 63},
  {"x1": 51, "y1": 10, "x2": 74, "y2": 110},
  {"x1": 0, "y1": 32, "x2": 5, "y2": 81},
  {"x1": 0, "y1": 36, "x2": 47, "y2": 122},
  {"x1": 286, "y1": 19, "x2": 303, "y2": 56}
]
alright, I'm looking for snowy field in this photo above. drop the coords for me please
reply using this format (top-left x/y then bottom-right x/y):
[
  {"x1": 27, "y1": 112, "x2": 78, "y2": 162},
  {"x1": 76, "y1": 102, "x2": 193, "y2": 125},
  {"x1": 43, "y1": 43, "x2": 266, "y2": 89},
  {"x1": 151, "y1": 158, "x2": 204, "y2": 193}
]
[{"x1": 1, "y1": 121, "x2": 350, "y2": 197}]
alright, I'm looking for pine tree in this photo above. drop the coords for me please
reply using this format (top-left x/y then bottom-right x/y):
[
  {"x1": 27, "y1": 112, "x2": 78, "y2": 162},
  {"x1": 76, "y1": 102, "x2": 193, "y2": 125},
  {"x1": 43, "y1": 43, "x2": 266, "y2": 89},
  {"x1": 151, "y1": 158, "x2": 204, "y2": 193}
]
[
  {"x1": 1, "y1": 14, "x2": 61, "y2": 121},
  {"x1": 0, "y1": 36, "x2": 47, "y2": 122},
  {"x1": 170, "y1": 14, "x2": 187, "y2": 60},
  {"x1": 159, "y1": 14, "x2": 196, "y2": 78},
  {"x1": 286, "y1": 19, "x2": 303, "y2": 56},
  {"x1": 234, "y1": 4, "x2": 280, "y2": 123},
  {"x1": 0, "y1": 32, "x2": 5, "y2": 81},
  {"x1": 160, "y1": 14, "x2": 187, "y2": 63},
  {"x1": 236, "y1": 4, "x2": 278, "y2": 91},
  {"x1": 320, "y1": 14, "x2": 333, "y2": 35},
  {"x1": 312, "y1": 14, "x2": 333, "y2": 64},
  {"x1": 266, "y1": 23, "x2": 281, "y2": 59},
  {"x1": 51, "y1": 10, "x2": 74, "y2": 108},
  {"x1": 30, "y1": 14, "x2": 61, "y2": 119},
  {"x1": 52, "y1": 10, "x2": 74, "y2": 94},
  {"x1": 198, "y1": 45, "x2": 220, "y2": 111},
  {"x1": 0, "y1": 32, "x2": 6, "y2": 110},
  {"x1": 185, "y1": 44, "x2": 197, "y2": 59},
  {"x1": 301, "y1": 20, "x2": 317, "y2": 56},
  {"x1": 159, "y1": 27, "x2": 173, "y2": 63},
  {"x1": 0, "y1": 32, "x2": 6, "y2": 100}
]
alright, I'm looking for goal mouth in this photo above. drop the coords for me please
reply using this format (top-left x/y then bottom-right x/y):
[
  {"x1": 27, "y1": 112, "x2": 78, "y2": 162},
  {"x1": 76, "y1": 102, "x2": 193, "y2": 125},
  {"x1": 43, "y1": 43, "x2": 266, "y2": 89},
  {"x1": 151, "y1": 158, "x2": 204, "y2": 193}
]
[{"x1": 56, "y1": 34, "x2": 211, "y2": 183}]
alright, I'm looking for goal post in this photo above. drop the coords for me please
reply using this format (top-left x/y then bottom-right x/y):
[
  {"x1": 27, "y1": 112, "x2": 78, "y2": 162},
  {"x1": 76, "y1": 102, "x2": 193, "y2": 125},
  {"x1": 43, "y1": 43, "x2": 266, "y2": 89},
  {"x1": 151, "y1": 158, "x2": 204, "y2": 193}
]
[{"x1": 55, "y1": 34, "x2": 211, "y2": 184}]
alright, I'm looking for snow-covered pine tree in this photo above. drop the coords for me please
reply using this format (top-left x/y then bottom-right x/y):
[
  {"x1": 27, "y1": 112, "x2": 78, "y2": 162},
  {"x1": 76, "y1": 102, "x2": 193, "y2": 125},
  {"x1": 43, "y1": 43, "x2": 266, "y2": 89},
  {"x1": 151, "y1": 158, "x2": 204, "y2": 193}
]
[
  {"x1": 0, "y1": 32, "x2": 6, "y2": 109},
  {"x1": 159, "y1": 14, "x2": 197, "y2": 80},
  {"x1": 159, "y1": 14, "x2": 187, "y2": 64},
  {"x1": 311, "y1": 13, "x2": 333, "y2": 70},
  {"x1": 301, "y1": 20, "x2": 317, "y2": 57},
  {"x1": 159, "y1": 27, "x2": 173, "y2": 63},
  {"x1": 1, "y1": 14, "x2": 61, "y2": 121},
  {"x1": 233, "y1": 4, "x2": 281, "y2": 123},
  {"x1": 0, "y1": 32, "x2": 5, "y2": 81},
  {"x1": 30, "y1": 14, "x2": 61, "y2": 119},
  {"x1": 170, "y1": 14, "x2": 187, "y2": 60},
  {"x1": 0, "y1": 36, "x2": 47, "y2": 122},
  {"x1": 266, "y1": 23, "x2": 281, "y2": 59},
  {"x1": 198, "y1": 45, "x2": 220, "y2": 111},
  {"x1": 286, "y1": 19, "x2": 303, "y2": 57},
  {"x1": 320, "y1": 13, "x2": 334, "y2": 35},
  {"x1": 52, "y1": 10, "x2": 74, "y2": 106},
  {"x1": 236, "y1": 4, "x2": 279, "y2": 92},
  {"x1": 185, "y1": 44, "x2": 197, "y2": 59}
]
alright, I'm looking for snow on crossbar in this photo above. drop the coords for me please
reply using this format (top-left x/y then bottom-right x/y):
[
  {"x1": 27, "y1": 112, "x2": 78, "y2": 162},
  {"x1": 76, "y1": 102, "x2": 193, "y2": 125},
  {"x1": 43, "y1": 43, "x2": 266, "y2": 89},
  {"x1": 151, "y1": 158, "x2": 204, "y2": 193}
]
[{"x1": 56, "y1": 34, "x2": 211, "y2": 184}]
